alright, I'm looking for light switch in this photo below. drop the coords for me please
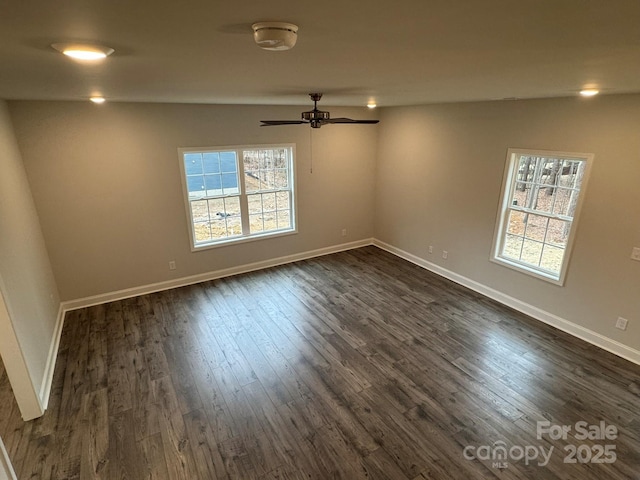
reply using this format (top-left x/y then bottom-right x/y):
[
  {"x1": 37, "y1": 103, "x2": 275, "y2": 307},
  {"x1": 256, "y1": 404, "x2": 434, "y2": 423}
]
[{"x1": 631, "y1": 247, "x2": 640, "y2": 262}]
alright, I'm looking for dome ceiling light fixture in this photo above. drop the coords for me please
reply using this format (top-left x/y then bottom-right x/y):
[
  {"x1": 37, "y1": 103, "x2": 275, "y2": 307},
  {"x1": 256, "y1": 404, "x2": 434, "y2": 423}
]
[
  {"x1": 51, "y1": 43, "x2": 114, "y2": 61},
  {"x1": 579, "y1": 88, "x2": 599, "y2": 97},
  {"x1": 252, "y1": 22, "x2": 298, "y2": 51}
]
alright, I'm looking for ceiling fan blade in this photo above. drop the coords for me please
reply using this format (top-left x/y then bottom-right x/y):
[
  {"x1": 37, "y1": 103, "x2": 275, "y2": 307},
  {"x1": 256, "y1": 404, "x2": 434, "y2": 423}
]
[
  {"x1": 260, "y1": 120, "x2": 308, "y2": 126},
  {"x1": 326, "y1": 118, "x2": 380, "y2": 124}
]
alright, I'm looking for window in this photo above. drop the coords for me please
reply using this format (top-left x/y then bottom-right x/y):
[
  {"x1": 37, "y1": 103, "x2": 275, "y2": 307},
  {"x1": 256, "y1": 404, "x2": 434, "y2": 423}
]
[
  {"x1": 492, "y1": 148, "x2": 592, "y2": 284},
  {"x1": 179, "y1": 144, "x2": 296, "y2": 249}
]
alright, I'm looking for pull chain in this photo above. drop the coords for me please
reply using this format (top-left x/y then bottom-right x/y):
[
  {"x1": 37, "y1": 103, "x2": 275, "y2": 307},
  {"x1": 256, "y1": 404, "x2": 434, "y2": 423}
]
[{"x1": 309, "y1": 127, "x2": 313, "y2": 174}]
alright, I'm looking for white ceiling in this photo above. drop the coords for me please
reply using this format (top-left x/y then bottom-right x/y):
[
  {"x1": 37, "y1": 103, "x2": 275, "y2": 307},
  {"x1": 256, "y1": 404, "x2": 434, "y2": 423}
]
[{"x1": 2, "y1": 0, "x2": 640, "y2": 107}]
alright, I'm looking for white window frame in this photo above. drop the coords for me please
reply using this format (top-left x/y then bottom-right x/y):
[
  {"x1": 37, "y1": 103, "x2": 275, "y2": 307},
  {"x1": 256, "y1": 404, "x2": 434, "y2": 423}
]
[
  {"x1": 178, "y1": 144, "x2": 297, "y2": 250},
  {"x1": 491, "y1": 148, "x2": 593, "y2": 285}
]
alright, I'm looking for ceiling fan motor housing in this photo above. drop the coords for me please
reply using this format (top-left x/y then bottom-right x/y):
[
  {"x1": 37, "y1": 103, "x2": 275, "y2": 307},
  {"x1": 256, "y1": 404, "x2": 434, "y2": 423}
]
[
  {"x1": 302, "y1": 109, "x2": 330, "y2": 128},
  {"x1": 302, "y1": 110, "x2": 329, "y2": 121}
]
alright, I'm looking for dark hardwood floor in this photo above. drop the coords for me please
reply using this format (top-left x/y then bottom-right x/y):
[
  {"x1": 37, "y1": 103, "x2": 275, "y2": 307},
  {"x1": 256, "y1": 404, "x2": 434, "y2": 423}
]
[{"x1": 1, "y1": 246, "x2": 639, "y2": 479}]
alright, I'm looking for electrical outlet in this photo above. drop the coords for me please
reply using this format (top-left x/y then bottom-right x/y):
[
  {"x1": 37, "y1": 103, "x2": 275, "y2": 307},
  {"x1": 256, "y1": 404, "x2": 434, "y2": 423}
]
[
  {"x1": 341, "y1": 229, "x2": 347, "y2": 237},
  {"x1": 169, "y1": 260, "x2": 176, "y2": 270},
  {"x1": 615, "y1": 317, "x2": 628, "y2": 331},
  {"x1": 631, "y1": 247, "x2": 640, "y2": 261},
  {"x1": 442, "y1": 250, "x2": 448, "y2": 259},
  {"x1": 428, "y1": 245, "x2": 433, "y2": 254}
]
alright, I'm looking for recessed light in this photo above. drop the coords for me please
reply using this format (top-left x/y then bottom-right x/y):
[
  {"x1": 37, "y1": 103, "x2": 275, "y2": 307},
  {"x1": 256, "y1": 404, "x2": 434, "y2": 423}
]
[
  {"x1": 52, "y1": 43, "x2": 114, "y2": 61},
  {"x1": 90, "y1": 96, "x2": 106, "y2": 104},
  {"x1": 579, "y1": 89, "x2": 599, "y2": 97}
]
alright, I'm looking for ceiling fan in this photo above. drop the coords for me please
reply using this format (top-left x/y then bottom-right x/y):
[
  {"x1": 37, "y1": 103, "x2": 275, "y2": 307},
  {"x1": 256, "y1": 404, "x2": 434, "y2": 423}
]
[{"x1": 260, "y1": 93, "x2": 379, "y2": 129}]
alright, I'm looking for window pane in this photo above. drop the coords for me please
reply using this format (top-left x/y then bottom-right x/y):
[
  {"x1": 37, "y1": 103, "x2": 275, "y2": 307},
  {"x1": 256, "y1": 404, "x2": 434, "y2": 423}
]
[
  {"x1": 264, "y1": 170, "x2": 276, "y2": 189},
  {"x1": 226, "y1": 216, "x2": 242, "y2": 236},
  {"x1": 561, "y1": 160, "x2": 583, "y2": 188},
  {"x1": 511, "y1": 183, "x2": 529, "y2": 208},
  {"x1": 261, "y1": 192, "x2": 276, "y2": 212},
  {"x1": 221, "y1": 173, "x2": 238, "y2": 194},
  {"x1": 246, "y1": 154, "x2": 259, "y2": 170},
  {"x1": 220, "y1": 152, "x2": 237, "y2": 173},
  {"x1": 250, "y1": 214, "x2": 264, "y2": 233},
  {"x1": 502, "y1": 234, "x2": 523, "y2": 259},
  {"x1": 248, "y1": 194, "x2": 262, "y2": 214},
  {"x1": 262, "y1": 212, "x2": 277, "y2": 231},
  {"x1": 204, "y1": 174, "x2": 222, "y2": 194},
  {"x1": 274, "y1": 150, "x2": 287, "y2": 169},
  {"x1": 540, "y1": 245, "x2": 564, "y2": 274},
  {"x1": 202, "y1": 152, "x2": 220, "y2": 174},
  {"x1": 276, "y1": 191, "x2": 290, "y2": 210},
  {"x1": 191, "y1": 200, "x2": 209, "y2": 223},
  {"x1": 532, "y1": 187, "x2": 553, "y2": 213},
  {"x1": 245, "y1": 171, "x2": 259, "y2": 193},
  {"x1": 184, "y1": 153, "x2": 203, "y2": 175},
  {"x1": 259, "y1": 152, "x2": 272, "y2": 170},
  {"x1": 277, "y1": 210, "x2": 291, "y2": 229},
  {"x1": 506, "y1": 210, "x2": 525, "y2": 236},
  {"x1": 224, "y1": 196, "x2": 240, "y2": 217},
  {"x1": 523, "y1": 214, "x2": 548, "y2": 242},
  {"x1": 521, "y1": 239, "x2": 543, "y2": 265},
  {"x1": 207, "y1": 198, "x2": 224, "y2": 216},
  {"x1": 193, "y1": 222, "x2": 212, "y2": 243},
  {"x1": 186, "y1": 176, "x2": 206, "y2": 197},
  {"x1": 546, "y1": 219, "x2": 570, "y2": 247},
  {"x1": 551, "y1": 187, "x2": 574, "y2": 216},
  {"x1": 275, "y1": 169, "x2": 289, "y2": 188}
]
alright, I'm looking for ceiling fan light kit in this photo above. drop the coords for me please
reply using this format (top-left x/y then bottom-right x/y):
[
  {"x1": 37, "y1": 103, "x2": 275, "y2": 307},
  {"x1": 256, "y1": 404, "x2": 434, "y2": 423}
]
[
  {"x1": 261, "y1": 93, "x2": 379, "y2": 129},
  {"x1": 252, "y1": 22, "x2": 298, "y2": 51}
]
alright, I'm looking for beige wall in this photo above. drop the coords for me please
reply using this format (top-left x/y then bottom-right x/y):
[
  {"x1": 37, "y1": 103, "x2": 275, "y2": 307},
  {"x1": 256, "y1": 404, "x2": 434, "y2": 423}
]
[
  {"x1": 375, "y1": 95, "x2": 640, "y2": 352},
  {"x1": 8, "y1": 101, "x2": 378, "y2": 301},
  {"x1": 0, "y1": 100, "x2": 60, "y2": 419},
  {"x1": 6, "y1": 96, "x2": 639, "y2": 363}
]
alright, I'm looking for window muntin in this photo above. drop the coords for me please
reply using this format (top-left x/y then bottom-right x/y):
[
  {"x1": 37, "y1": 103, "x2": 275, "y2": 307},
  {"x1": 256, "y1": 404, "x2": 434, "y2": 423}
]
[
  {"x1": 492, "y1": 149, "x2": 592, "y2": 284},
  {"x1": 180, "y1": 145, "x2": 295, "y2": 249}
]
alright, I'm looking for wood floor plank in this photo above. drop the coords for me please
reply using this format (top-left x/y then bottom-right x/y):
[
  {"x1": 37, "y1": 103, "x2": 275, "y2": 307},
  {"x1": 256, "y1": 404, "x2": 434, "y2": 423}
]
[
  {"x1": 138, "y1": 433, "x2": 171, "y2": 480},
  {"x1": 79, "y1": 388, "x2": 109, "y2": 479},
  {"x1": 152, "y1": 376, "x2": 199, "y2": 480},
  {"x1": 108, "y1": 409, "x2": 145, "y2": 480},
  {"x1": 0, "y1": 246, "x2": 638, "y2": 479},
  {"x1": 183, "y1": 408, "x2": 229, "y2": 479}
]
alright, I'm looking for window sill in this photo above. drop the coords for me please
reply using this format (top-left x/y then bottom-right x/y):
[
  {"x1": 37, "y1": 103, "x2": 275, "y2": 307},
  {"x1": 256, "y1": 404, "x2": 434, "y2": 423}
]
[
  {"x1": 191, "y1": 228, "x2": 298, "y2": 252},
  {"x1": 490, "y1": 255, "x2": 565, "y2": 286}
]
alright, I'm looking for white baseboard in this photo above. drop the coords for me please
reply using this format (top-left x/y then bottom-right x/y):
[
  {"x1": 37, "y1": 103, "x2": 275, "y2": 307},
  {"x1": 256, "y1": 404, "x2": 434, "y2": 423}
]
[
  {"x1": 39, "y1": 303, "x2": 65, "y2": 410},
  {"x1": 373, "y1": 239, "x2": 640, "y2": 366},
  {"x1": 57, "y1": 237, "x2": 639, "y2": 371},
  {"x1": 62, "y1": 239, "x2": 374, "y2": 312},
  {"x1": 0, "y1": 436, "x2": 17, "y2": 480}
]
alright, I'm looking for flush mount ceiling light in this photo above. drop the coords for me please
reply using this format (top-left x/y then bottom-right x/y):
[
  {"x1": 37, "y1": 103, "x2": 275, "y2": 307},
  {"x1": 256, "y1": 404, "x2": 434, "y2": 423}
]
[
  {"x1": 51, "y1": 43, "x2": 114, "y2": 61},
  {"x1": 252, "y1": 22, "x2": 298, "y2": 51},
  {"x1": 579, "y1": 88, "x2": 599, "y2": 97}
]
